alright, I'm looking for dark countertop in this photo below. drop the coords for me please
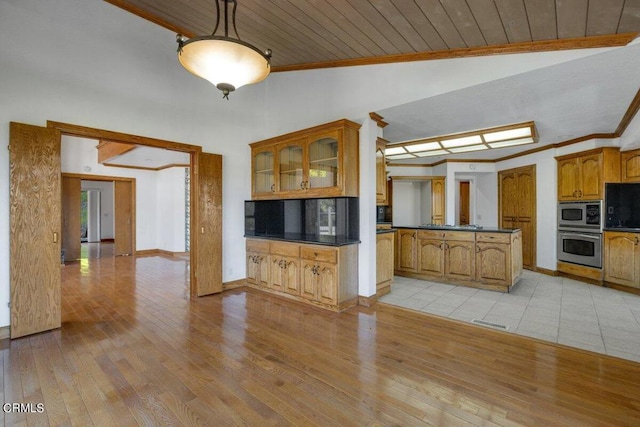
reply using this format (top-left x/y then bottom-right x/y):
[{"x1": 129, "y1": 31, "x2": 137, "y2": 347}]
[
  {"x1": 604, "y1": 227, "x2": 640, "y2": 233},
  {"x1": 376, "y1": 228, "x2": 396, "y2": 234},
  {"x1": 245, "y1": 233, "x2": 360, "y2": 246},
  {"x1": 394, "y1": 225, "x2": 520, "y2": 234}
]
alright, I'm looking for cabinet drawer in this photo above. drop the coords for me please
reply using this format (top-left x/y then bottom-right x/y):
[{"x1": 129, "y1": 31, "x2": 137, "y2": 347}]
[
  {"x1": 476, "y1": 233, "x2": 511, "y2": 244},
  {"x1": 443, "y1": 231, "x2": 475, "y2": 242},
  {"x1": 418, "y1": 230, "x2": 445, "y2": 240},
  {"x1": 270, "y1": 241, "x2": 300, "y2": 257},
  {"x1": 300, "y1": 246, "x2": 337, "y2": 263},
  {"x1": 247, "y1": 239, "x2": 270, "y2": 253}
]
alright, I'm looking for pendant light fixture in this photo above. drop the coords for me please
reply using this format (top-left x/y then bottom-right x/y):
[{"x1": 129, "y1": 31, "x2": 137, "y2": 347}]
[{"x1": 176, "y1": 0, "x2": 272, "y2": 99}]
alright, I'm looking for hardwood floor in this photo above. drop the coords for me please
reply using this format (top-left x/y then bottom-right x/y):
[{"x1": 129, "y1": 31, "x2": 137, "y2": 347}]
[{"x1": 2, "y1": 255, "x2": 639, "y2": 426}]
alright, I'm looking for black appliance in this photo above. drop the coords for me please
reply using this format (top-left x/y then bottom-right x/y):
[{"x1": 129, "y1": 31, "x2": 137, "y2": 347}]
[{"x1": 605, "y1": 183, "x2": 640, "y2": 229}]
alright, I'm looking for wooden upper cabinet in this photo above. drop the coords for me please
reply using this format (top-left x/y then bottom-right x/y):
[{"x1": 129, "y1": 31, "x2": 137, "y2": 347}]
[
  {"x1": 376, "y1": 138, "x2": 388, "y2": 206},
  {"x1": 621, "y1": 149, "x2": 640, "y2": 182},
  {"x1": 250, "y1": 119, "x2": 360, "y2": 200},
  {"x1": 556, "y1": 148, "x2": 620, "y2": 201}
]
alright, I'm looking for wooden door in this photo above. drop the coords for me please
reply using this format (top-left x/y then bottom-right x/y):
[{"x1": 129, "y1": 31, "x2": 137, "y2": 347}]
[
  {"x1": 459, "y1": 181, "x2": 470, "y2": 225},
  {"x1": 61, "y1": 176, "x2": 81, "y2": 262},
  {"x1": 114, "y1": 180, "x2": 133, "y2": 256},
  {"x1": 195, "y1": 153, "x2": 223, "y2": 296},
  {"x1": 431, "y1": 179, "x2": 445, "y2": 225},
  {"x1": 9, "y1": 122, "x2": 62, "y2": 338},
  {"x1": 499, "y1": 165, "x2": 536, "y2": 271}
]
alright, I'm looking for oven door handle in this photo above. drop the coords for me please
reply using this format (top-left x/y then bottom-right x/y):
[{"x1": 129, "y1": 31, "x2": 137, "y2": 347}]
[{"x1": 559, "y1": 232, "x2": 601, "y2": 240}]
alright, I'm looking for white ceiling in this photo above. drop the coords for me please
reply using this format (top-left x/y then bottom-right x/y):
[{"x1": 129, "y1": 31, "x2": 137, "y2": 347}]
[{"x1": 378, "y1": 40, "x2": 640, "y2": 162}]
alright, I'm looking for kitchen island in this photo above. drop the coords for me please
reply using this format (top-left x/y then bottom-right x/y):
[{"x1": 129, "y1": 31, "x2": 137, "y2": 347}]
[{"x1": 394, "y1": 226, "x2": 523, "y2": 292}]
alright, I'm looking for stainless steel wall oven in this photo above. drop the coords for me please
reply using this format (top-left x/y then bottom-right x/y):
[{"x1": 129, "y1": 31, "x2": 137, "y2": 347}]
[{"x1": 557, "y1": 201, "x2": 602, "y2": 269}]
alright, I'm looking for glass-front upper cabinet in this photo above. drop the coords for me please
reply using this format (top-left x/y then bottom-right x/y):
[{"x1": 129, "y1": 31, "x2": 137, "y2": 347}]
[
  {"x1": 278, "y1": 141, "x2": 304, "y2": 192},
  {"x1": 308, "y1": 132, "x2": 339, "y2": 191},
  {"x1": 252, "y1": 148, "x2": 275, "y2": 195},
  {"x1": 249, "y1": 119, "x2": 360, "y2": 200}
]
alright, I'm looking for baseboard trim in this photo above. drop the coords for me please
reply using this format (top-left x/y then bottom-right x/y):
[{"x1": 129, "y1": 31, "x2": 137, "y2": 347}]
[
  {"x1": 535, "y1": 267, "x2": 558, "y2": 277},
  {"x1": 100, "y1": 238, "x2": 115, "y2": 242},
  {"x1": 223, "y1": 278, "x2": 246, "y2": 291},
  {"x1": 0, "y1": 326, "x2": 10, "y2": 340},
  {"x1": 135, "y1": 249, "x2": 189, "y2": 258},
  {"x1": 135, "y1": 249, "x2": 161, "y2": 257}
]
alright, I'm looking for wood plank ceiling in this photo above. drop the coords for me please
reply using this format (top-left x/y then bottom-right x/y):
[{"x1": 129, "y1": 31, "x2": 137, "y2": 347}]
[{"x1": 107, "y1": 0, "x2": 639, "y2": 71}]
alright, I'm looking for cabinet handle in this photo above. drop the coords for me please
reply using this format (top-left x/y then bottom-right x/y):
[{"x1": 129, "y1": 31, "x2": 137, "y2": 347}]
[
  {"x1": 577, "y1": 190, "x2": 582, "y2": 198},
  {"x1": 270, "y1": 184, "x2": 275, "y2": 192},
  {"x1": 635, "y1": 237, "x2": 639, "y2": 246},
  {"x1": 53, "y1": 232, "x2": 58, "y2": 243},
  {"x1": 300, "y1": 181, "x2": 305, "y2": 190},
  {"x1": 305, "y1": 180, "x2": 309, "y2": 190},
  {"x1": 476, "y1": 245, "x2": 480, "y2": 253}
]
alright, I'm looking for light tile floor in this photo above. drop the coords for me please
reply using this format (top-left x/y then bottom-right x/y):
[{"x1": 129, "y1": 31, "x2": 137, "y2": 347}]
[{"x1": 379, "y1": 270, "x2": 640, "y2": 363}]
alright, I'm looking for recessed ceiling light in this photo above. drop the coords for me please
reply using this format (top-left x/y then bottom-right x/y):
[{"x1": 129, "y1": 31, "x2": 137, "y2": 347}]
[
  {"x1": 405, "y1": 142, "x2": 441, "y2": 152},
  {"x1": 386, "y1": 153, "x2": 417, "y2": 159},
  {"x1": 483, "y1": 127, "x2": 531, "y2": 143},
  {"x1": 413, "y1": 149, "x2": 449, "y2": 157},
  {"x1": 385, "y1": 146, "x2": 407, "y2": 155},
  {"x1": 441, "y1": 135, "x2": 482, "y2": 148},
  {"x1": 487, "y1": 137, "x2": 535, "y2": 148},
  {"x1": 447, "y1": 145, "x2": 488, "y2": 153}
]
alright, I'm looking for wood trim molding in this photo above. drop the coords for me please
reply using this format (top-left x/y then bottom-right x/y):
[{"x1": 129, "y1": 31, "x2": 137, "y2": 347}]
[
  {"x1": 535, "y1": 267, "x2": 558, "y2": 277},
  {"x1": 97, "y1": 140, "x2": 137, "y2": 163},
  {"x1": 389, "y1": 175, "x2": 446, "y2": 181},
  {"x1": 369, "y1": 112, "x2": 389, "y2": 128},
  {"x1": 250, "y1": 118, "x2": 361, "y2": 148},
  {"x1": 615, "y1": 87, "x2": 640, "y2": 137},
  {"x1": 103, "y1": 162, "x2": 190, "y2": 171},
  {"x1": 47, "y1": 121, "x2": 202, "y2": 153},
  {"x1": 61, "y1": 172, "x2": 136, "y2": 182},
  {"x1": 358, "y1": 294, "x2": 378, "y2": 307},
  {"x1": 105, "y1": 0, "x2": 192, "y2": 38},
  {"x1": 223, "y1": 279, "x2": 247, "y2": 291},
  {"x1": 271, "y1": 33, "x2": 637, "y2": 72}
]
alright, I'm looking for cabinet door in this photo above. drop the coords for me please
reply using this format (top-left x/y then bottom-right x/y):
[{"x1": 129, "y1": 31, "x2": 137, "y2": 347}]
[
  {"x1": 376, "y1": 233, "x2": 394, "y2": 285},
  {"x1": 282, "y1": 258, "x2": 300, "y2": 295},
  {"x1": 270, "y1": 257, "x2": 286, "y2": 292},
  {"x1": 396, "y1": 229, "x2": 417, "y2": 272},
  {"x1": 278, "y1": 140, "x2": 305, "y2": 193},
  {"x1": 622, "y1": 150, "x2": 640, "y2": 182},
  {"x1": 579, "y1": 153, "x2": 602, "y2": 199},
  {"x1": 604, "y1": 232, "x2": 640, "y2": 288},
  {"x1": 252, "y1": 148, "x2": 276, "y2": 195},
  {"x1": 445, "y1": 241, "x2": 475, "y2": 281},
  {"x1": 376, "y1": 141, "x2": 387, "y2": 205},
  {"x1": 431, "y1": 179, "x2": 445, "y2": 225},
  {"x1": 247, "y1": 252, "x2": 260, "y2": 285},
  {"x1": 558, "y1": 158, "x2": 579, "y2": 201},
  {"x1": 417, "y1": 239, "x2": 444, "y2": 278},
  {"x1": 476, "y1": 243, "x2": 510, "y2": 285},
  {"x1": 307, "y1": 131, "x2": 339, "y2": 192},
  {"x1": 316, "y1": 262, "x2": 338, "y2": 305},
  {"x1": 301, "y1": 261, "x2": 317, "y2": 300}
]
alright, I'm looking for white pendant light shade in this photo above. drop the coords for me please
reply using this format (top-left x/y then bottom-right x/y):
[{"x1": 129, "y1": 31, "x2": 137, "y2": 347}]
[
  {"x1": 178, "y1": 37, "x2": 270, "y2": 93},
  {"x1": 176, "y1": 0, "x2": 271, "y2": 99}
]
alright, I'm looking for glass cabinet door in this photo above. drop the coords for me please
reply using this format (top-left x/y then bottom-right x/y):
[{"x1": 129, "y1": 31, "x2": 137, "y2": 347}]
[
  {"x1": 279, "y1": 143, "x2": 304, "y2": 192},
  {"x1": 253, "y1": 150, "x2": 274, "y2": 193},
  {"x1": 308, "y1": 135, "x2": 338, "y2": 190}
]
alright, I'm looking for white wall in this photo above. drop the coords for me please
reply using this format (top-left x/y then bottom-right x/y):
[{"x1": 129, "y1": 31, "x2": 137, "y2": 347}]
[
  {"x1": 157, "y1": 167, "x2": 187, "y2": 253},
  {"x1": 82, "y1": 180, "x2": 114, "y2": 239}
]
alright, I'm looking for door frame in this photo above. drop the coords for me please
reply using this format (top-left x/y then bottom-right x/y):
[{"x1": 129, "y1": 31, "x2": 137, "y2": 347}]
[
  {"x1": 62, "y1": 173, "x2": 136, "y2": 256},
  {"x1": 48, "y1": 121, "x2": 212, "y2": 298}
]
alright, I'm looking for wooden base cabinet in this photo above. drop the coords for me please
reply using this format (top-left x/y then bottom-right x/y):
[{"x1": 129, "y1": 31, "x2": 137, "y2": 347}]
[
  {"x1": 246, "y1": 239, "x2": 270, "y2": 288},
  {"x1": 246, "y1": 239, "x2": 358, "y2": 311},
  {"x1": 376, "y1": 231, "x2": 395, "y2": 297},
  {"x1": 604, "y1": 231, "x2": 640, "y2": 289},
  {"x1": 395, "y1": 228, "x2": 522, "y2": 292}
]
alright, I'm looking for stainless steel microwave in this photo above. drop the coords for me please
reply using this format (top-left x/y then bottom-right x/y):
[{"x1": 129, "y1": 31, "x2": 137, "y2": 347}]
[{"x1": 557, "y1": 201, "x2": 602, "y2": 232}]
